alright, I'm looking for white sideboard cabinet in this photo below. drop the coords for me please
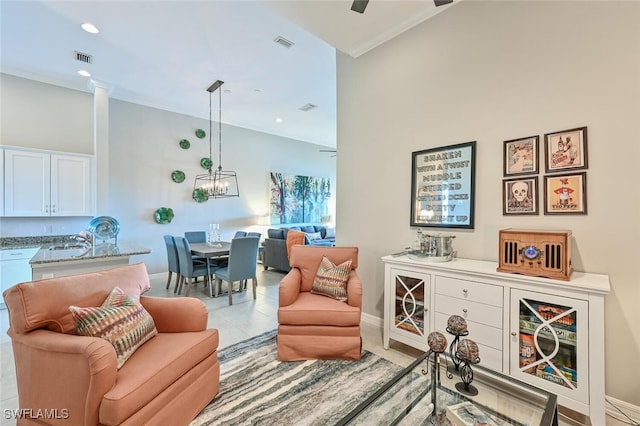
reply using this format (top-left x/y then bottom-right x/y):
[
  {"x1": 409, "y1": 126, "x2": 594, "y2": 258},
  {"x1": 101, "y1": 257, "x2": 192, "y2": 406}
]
[
  {"x1": 3, "y1": 148, "x2": 94, "y2": 217},
  {"x1": 382, "y1": 255, "x2": 610, "y2": 425}
]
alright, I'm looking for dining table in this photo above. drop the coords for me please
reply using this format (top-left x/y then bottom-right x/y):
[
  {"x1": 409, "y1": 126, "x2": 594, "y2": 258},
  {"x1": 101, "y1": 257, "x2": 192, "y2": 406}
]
[{"x1": 190, "y1": 242, "x2": 231, "y2": 297}]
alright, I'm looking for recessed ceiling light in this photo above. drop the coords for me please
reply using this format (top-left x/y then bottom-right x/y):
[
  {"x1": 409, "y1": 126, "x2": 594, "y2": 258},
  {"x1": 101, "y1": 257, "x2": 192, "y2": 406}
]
[
  {"x1": 275, "y1": 118, "x2": 283, "y2": 123},
  {"x1": 77, "y1": 69, "x2": 91, "y2": 77},
  {"x1": 81, "y1": 22, "x2": 99, "y2": 34}
]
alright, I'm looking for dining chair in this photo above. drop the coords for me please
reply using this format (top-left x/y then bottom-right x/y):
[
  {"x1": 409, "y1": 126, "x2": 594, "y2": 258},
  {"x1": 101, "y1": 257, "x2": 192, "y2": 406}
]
[
  {"x1": 247, "y1": 232, "x2": 261, "y2": 239},
  {"x1": 214, "y1": 236, "x2": 260, "y2": 305},
  {"x1": 185, "y1": 231, "x2": 207, "y2": 243},
  {"x1": 233, "y1": 231, "x2": 247, "y2": 238},
  {"x1": 174, "y1": 236, "x2": 217, "y2": 296},
  {"x1": 163, "y1": 235, "x2": 181, "y2": 290}
]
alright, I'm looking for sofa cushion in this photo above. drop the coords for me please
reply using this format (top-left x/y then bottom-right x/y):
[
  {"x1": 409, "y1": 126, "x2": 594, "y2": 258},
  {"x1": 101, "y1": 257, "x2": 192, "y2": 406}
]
[
  {"x1": 301, "y1": 225, "x2": 316, "y2": 233},
  {"x1": 100, "y1": 329, "x2": 219, "y2": 425},
  {"x1": 70, "y1": 287, "x2": 158, "y2": 369},
  {"x1": 325, "y1": 227, "x2": 336, "y2": 239},
  {"x1": 310, "y1": 255, "x2": 352, "y2": 302},
  {"x1": 306, "y1": 231, "x2": 323, "y2": 241},
  {"x1": 267, "y1": 228, "x2": 285, "y2": 239},
  {"x1": 278, "y1": 292, "x2": 360, "y2": 326}
]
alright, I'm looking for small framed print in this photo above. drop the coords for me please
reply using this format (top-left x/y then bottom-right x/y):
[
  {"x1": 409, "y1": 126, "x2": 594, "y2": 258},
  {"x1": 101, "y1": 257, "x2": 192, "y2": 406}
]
[
  {"x1": 503, "y1": 177, "x2": 538, "y2": 215},
  {"x1": 504, "y1": 135, "x2": 538, "y2": 176},
  {"x1": 544, "y1": 126, "x2": 588, "y2": 173},
  {"x1": 544, "y1": 172, "x2": 587, "y2": 215}
]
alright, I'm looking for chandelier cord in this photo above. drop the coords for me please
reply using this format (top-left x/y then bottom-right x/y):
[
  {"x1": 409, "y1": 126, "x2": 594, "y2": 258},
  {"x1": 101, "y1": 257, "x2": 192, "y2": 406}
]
[
  {"x1": 218, "y1": 86, "x2": 222, "y2": 171},
  {"x1": 209, "y1": 90, "x2": 213, "y2": 172}
]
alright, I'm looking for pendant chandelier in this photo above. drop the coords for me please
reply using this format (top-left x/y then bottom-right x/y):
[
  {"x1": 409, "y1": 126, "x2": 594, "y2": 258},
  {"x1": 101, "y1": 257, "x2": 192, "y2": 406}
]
[{"x1": 193, "y1": 79, "x2": 239, "y2": 201}]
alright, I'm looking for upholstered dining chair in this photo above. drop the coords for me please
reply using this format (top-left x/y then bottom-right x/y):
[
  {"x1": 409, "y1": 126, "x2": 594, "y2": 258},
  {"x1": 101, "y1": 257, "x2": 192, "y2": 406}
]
[
  {"x1": 233, "y1": 231, "x2": 247, "y2": 238},
  {"x1": 214, "y1": 236, "x2": 260, "y2": 305},
  {"x1": 174, "y1": 236, "x2": 217, "y2": 296},
  {"x1": 277, "y1": 245, "x2": 362, "y2": 361},
  {"x1": 184, "y1": 231, "x2": 207, "y2": 243},
  {"x1": 163, "y1": 235, "x2": 181, "y2": 290}
]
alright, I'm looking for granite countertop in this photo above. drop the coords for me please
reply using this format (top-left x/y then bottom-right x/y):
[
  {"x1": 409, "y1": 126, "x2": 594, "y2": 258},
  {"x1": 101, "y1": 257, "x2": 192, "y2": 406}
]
[
  {"x1": 0, "y1": 235, "x2": 151, "y2": 264},
  {"x1": 30, "y1": 243, "x2": 152, "y2": 264}
]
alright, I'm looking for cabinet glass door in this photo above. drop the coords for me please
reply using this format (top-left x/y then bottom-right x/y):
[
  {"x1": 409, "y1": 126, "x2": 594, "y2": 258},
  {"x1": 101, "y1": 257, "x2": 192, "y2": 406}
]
[
  {"x1": 393, "y1": 272, "x2": 428, "y2": 337},
  {"x1": 511, "y1": 289, "x2": 588, "y2": 403}
]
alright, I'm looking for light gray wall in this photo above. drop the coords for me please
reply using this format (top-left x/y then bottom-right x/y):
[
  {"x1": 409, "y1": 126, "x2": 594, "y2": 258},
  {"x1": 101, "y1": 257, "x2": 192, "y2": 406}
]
[
  {"x1": 336, "y1": 1, "x2": 639, "y2": 405},
  {"x1": 0, "y1": 75, "x2": 337, "y2": 275}
]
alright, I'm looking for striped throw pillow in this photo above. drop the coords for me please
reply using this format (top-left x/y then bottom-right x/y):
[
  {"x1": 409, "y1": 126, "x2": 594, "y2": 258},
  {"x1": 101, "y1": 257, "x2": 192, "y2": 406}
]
[
  {"x1": 310, "y1": 255, "x2": 352, "y2": 302},
  {"x1": 69, "y1": 287, "x2": 157, "y2": 369}
]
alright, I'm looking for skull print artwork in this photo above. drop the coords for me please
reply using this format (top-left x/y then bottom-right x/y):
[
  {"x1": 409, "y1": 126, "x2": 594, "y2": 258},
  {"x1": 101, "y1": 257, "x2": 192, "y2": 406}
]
[
  {"x1": 507, "y1": 179, "x2": 534, "y2": 212},
  {"x1": 512, "y1": 181, "x2": 529, "y2": 203}
]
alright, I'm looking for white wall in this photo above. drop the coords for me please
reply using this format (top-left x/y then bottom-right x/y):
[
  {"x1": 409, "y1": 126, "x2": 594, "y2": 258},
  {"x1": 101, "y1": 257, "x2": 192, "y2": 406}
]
[
  {"x1": 0, "y1": 75, "x2": 337, "y2": 275},
  {"x1": 336, "y1": 1, "x2": 639, "y2": 405}
]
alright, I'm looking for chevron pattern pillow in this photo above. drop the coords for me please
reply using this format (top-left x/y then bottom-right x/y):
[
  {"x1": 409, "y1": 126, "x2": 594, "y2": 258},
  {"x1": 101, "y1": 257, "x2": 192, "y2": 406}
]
[
  {"x1": 311, "y1": 255, "x2": 352, "y2": 302},
  {"x1": 69, "y1": 287, "x2": 157, "y2": 369}
]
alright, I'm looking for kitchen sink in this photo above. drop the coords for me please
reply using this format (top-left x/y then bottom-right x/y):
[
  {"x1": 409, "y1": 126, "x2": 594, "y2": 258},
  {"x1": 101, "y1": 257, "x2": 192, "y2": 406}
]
[{"x1": 48, "y1": 243, "x2": 91, "y2": 251}]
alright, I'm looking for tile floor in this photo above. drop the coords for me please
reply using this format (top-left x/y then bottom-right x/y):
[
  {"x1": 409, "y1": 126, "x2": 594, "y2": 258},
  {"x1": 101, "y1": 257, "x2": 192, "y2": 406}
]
[{"x1": 0, "y1": 268, "x2": 629, "y2": 425}]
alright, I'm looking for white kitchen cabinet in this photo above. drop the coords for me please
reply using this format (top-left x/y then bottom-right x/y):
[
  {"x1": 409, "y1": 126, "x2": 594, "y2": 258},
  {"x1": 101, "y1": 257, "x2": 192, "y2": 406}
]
[
  {"x1": 382, "y1": 255, "x2": 609, "y2": 426},
  {"x1": 1, "y1": 247, "x2": 39, "y2": 309},
  {"x1": 3, "y1": 148, "x2": 94, "y2": 216}
]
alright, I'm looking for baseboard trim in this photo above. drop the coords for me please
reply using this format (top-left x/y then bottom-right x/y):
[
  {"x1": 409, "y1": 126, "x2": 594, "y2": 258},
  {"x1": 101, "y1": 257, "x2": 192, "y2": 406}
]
[
  {"x1": 606, "y1": 396, "x2": 640, "y2": 424},
  {"x1": 361, "y1": 312, "x2": 382, "y2": 328}
]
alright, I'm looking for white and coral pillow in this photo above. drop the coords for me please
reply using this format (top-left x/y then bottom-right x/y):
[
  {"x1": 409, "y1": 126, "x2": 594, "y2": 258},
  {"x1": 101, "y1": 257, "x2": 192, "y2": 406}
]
[
  {"x1": 69, "y1": 287, "x2": 157, "y2": 369},
  {"x1": 310, "y1": 255, "x2": 352, "y2": 302}
]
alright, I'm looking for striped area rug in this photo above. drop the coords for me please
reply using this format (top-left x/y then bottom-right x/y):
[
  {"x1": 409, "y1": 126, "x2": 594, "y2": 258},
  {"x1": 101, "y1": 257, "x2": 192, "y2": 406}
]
[{"x1": 190, "y1": 330, "x2": 405, "y2": 426}]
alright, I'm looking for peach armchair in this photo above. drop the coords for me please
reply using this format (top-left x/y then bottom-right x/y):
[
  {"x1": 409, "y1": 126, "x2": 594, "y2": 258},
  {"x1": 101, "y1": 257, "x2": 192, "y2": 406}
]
[
  {"x1": 3, "y1": 263, "x2": 219, "y2": 426},
  {"x1": 277, "y1": 246, "x2": 362, "y2": 361}
]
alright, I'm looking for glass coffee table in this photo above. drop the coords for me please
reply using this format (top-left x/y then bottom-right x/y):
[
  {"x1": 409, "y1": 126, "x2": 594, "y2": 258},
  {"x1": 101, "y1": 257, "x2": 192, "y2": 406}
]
[{"x1": 337, "y1": 352, "x2": 557, "y2": 426}]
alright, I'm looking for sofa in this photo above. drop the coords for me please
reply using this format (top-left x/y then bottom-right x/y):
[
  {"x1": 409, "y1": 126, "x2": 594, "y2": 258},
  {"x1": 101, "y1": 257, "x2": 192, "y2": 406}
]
[
  {"x1": 2, "y1": 263, "x2": 220, "y2": 426},
  {"x1": 263, "y1": 225, "x2": 335, "y2": 272}
]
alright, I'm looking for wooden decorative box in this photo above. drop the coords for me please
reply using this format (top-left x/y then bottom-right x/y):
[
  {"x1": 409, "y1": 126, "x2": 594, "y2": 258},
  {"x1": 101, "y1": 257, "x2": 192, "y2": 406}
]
[{"x1": 497, "y1": 229, "x2": 573, "y2": 280}]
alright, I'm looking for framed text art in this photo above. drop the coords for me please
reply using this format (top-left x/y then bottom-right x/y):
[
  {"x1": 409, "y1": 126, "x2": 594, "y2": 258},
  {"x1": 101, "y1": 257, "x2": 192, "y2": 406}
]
[
  {"x1": 503, "y1": 176, "x2": 538, "y2": 215},
  {"x1": 544, "y1": 126, "x2": 588, "y2": 173},
  {"x1": 411, "y1": 141, "x2": 476, "y2": 229},
  {"x1": 544, "y1": 172, "x2": 587, "y2": 215},
  {"x1": 504, "y1": 135, "x2": 539, "y2": 176}
]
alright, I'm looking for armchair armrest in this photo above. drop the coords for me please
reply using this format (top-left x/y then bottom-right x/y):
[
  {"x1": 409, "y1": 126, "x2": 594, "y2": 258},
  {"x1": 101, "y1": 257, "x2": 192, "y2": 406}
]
[
  {"x1": 347, "y1": 271, "x2": 363, "y2": 308},
  {"x1": 279, "y1": 268, "x2": 302, "y2": 307},
  {"x1": 8, "y1": 328, "x2": 117, "y2": 425},
  {"x1": 140, "y1": 296, "x2": 207, "y2": 333}
]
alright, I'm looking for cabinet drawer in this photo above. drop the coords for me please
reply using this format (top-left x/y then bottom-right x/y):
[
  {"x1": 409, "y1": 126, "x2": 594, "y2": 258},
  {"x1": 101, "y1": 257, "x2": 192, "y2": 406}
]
[
  {"x1": 435, "y1": 276, "x2": 503, "y2": 307},
  {"x1": 475, "y1": 343, "x2": 503, "y2": 373},
  {"x1": 435, "y1": 312, "x2": 502, "y2": 350},
  {"x1": 435, "y1": 294, "x2": 503, "y2": 329}
]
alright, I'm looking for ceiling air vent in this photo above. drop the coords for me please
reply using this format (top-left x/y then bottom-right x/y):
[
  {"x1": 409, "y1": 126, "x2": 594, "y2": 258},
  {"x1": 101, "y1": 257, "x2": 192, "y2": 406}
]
[
  {"x1": 274, "y1": 36, "x2": 294, "y2": 49},
  {"x1": 74, "y1": 51, "x2": 93, "y2": 64},
  {"x1": 299, "y1": 103, "x2": 317, "y2": 112}
]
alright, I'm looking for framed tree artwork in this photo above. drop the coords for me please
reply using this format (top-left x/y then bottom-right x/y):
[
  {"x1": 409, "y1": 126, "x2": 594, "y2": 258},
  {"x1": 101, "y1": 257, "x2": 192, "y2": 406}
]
[{"x1": 544, "y1": 126, "x2": 588, "y2": 173}]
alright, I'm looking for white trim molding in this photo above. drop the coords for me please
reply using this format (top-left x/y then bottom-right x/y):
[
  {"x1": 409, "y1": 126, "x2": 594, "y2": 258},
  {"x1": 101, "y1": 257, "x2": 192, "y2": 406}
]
[{"x1": 606, "y1": 396, "x2": 640, "y2": 425}]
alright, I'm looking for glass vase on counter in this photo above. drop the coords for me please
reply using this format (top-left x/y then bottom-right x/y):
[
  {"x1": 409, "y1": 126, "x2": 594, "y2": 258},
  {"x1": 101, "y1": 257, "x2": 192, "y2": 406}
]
[{"x1": 208, "y1": 223, "x2": 222, "y2": 247}]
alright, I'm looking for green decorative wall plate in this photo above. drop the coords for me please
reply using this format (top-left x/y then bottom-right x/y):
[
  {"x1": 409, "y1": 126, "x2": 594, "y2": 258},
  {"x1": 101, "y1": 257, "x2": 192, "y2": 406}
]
[
  {"x1": 200, "y1": 157, "x2": 213, "y2": 169},
  {"x1": 154, "y1": 207, "x2": 175, "y2": 224},
  {"x1": 179, "y1": 139, "x2": 190, "y2": 149},
  {"x1": 192, "y1": 188, "x2": 209, "y2": 203},
  {"x1": 171, "y1": 170, "x2": 186, "y2": 183},
  {"x1": 195, "y1": 129, "x2": 206, "y2": 139}
]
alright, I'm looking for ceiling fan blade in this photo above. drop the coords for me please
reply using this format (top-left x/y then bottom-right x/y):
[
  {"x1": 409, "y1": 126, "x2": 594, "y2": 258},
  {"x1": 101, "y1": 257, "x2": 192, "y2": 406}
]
[
  {"x1": 434, "y1": 0, "x2": 453, "y2": 6},
  {"x1": 319, "y1": 149, "x2": 336, "y2": 152},
  {"x1": 351, "y1": 0, "x2": 369, "y2": 14}
]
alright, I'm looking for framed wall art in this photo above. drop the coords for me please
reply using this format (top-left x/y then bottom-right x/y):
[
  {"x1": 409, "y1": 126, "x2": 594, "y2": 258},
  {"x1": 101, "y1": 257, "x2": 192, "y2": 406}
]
[
  {"x1": 544, "y1": 126, "x2": 588, "y2": 173},
  {"x1": 503, "y1": 135, "x2": 538, "y2": 176},
  {"x1": 544, "y1": 172, "x2": 587, "y2": 215},
  {"x1": 269, "y1": 172, "x2": 332, "y2": 224},
  {"x1": 503, "y1": 176, "x2": 538, "y2": 215},
  {"x1": 410, "y1": 141, "x2": 476, "y2": 229}
]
